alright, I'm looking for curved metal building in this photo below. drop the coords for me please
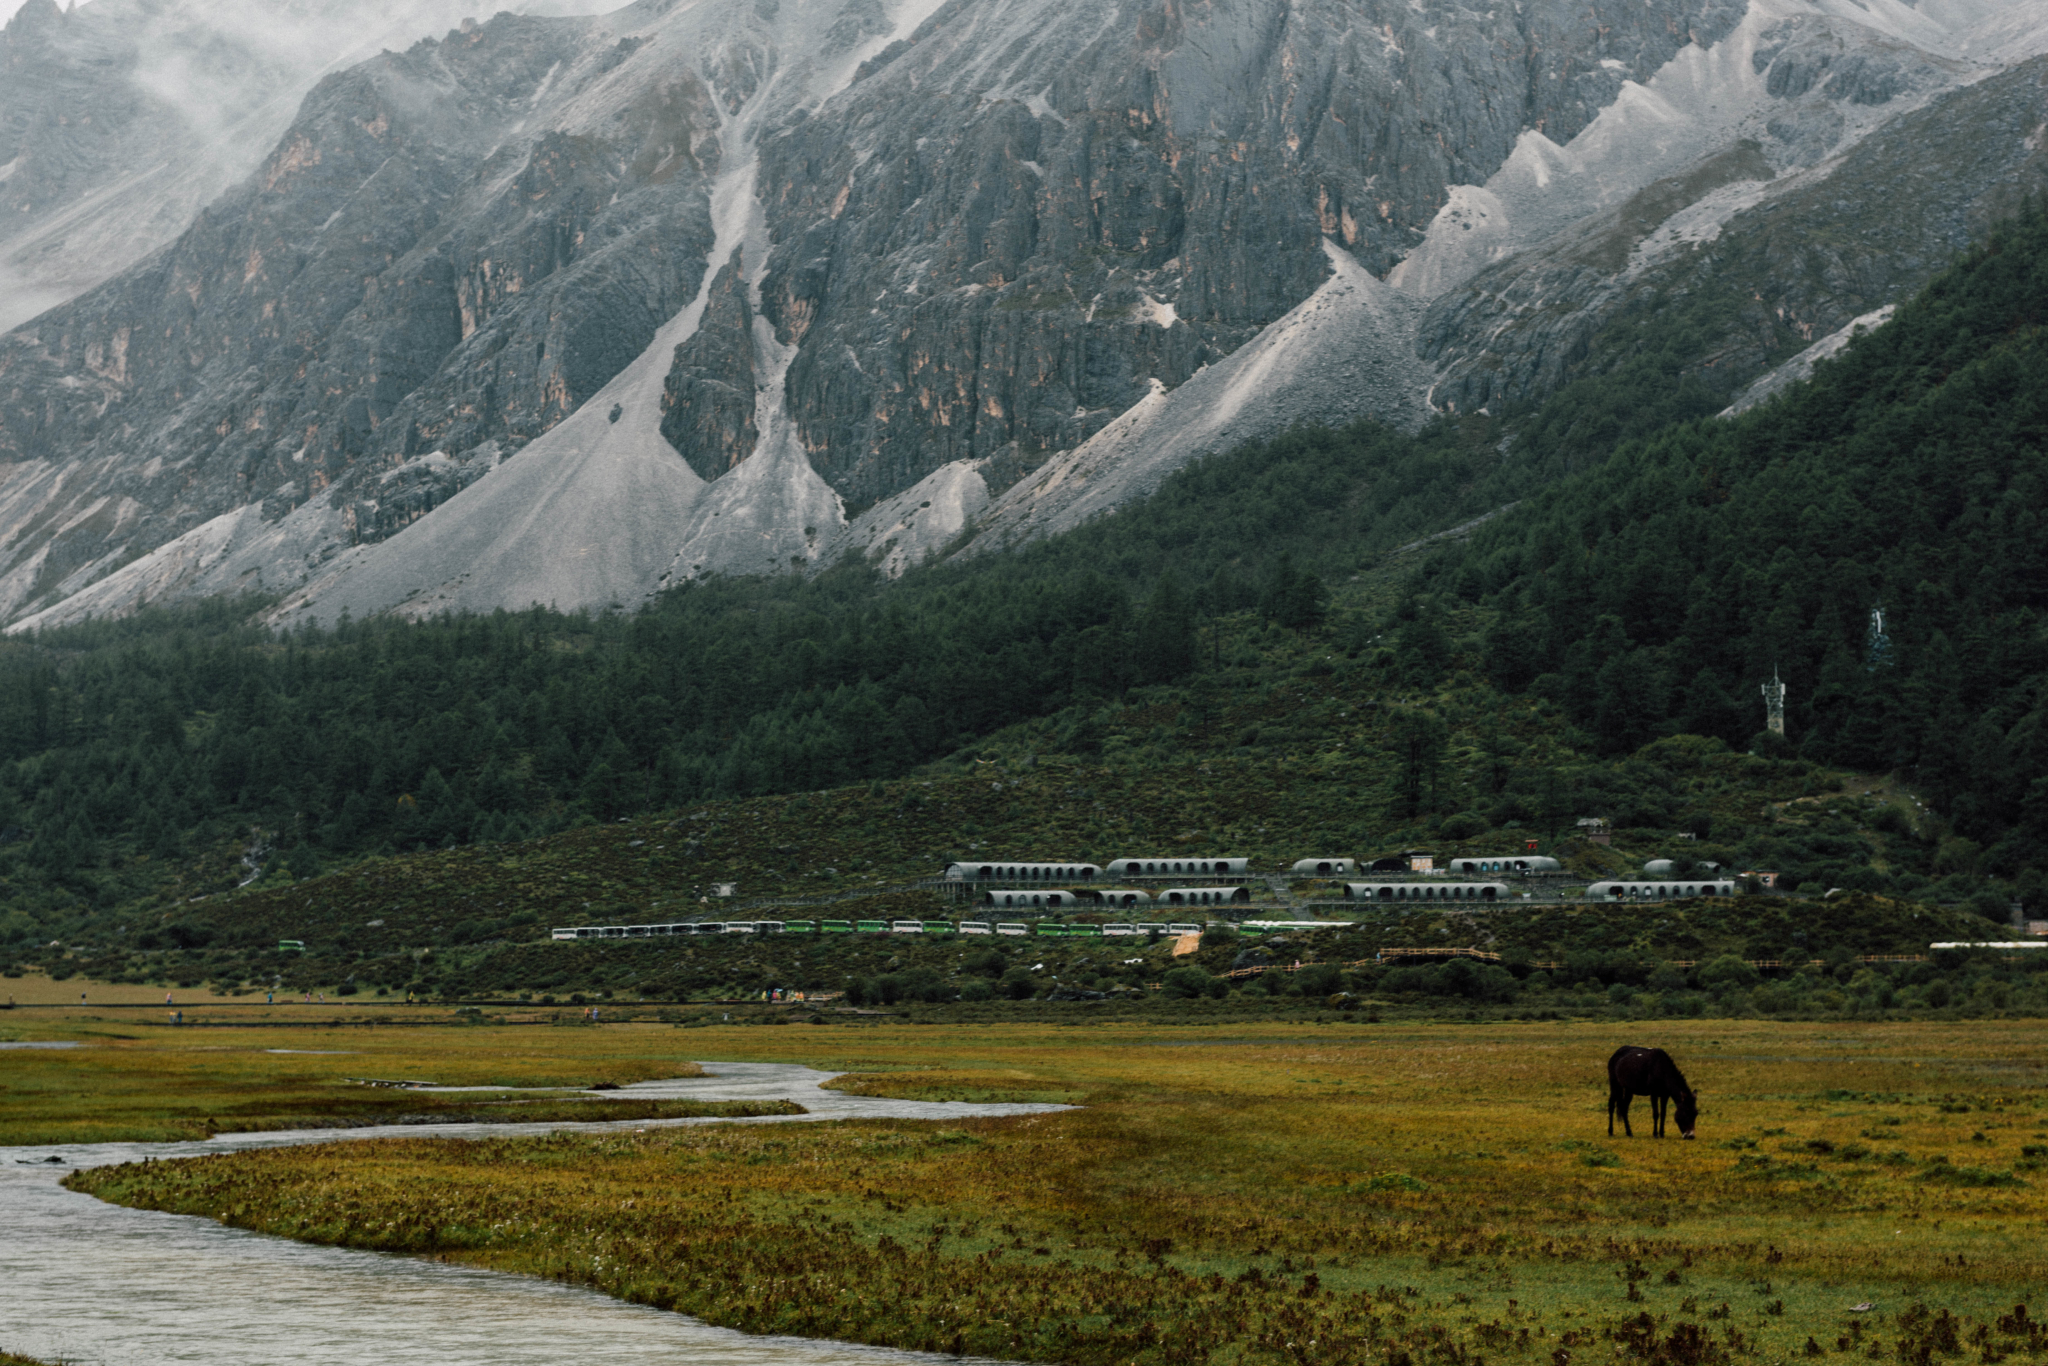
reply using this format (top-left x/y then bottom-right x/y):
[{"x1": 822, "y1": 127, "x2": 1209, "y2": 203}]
[
  {"x1": 979, "y1": 888, "x2": 1090, "y2": 908},
  {"x1": 1158, "y1": 886, "x2": 1251, "y2": 906},
  {"x1": 1104, "y1": 856, "x2": 1250, "y2": 876},
  {"x1": 1588, "y1": 880, "x2": 1736, "y2": 899},
  {"x1": 1444, "y1": 856, "x2": 1562, "y2": 875},
  {"x1": 1342, "y1": 882, "x2": 1512, "y2": 902},
  {"x1": 944, "y1": 861, "x2": 1102, "y2": 882}
]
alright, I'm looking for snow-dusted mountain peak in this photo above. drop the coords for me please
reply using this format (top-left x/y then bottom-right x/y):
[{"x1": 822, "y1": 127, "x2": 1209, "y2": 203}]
[{"x1": 5, "y1": 0, "x2": 2048, "y2": 631}]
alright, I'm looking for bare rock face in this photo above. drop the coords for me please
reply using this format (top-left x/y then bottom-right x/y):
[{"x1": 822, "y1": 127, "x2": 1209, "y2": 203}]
[
  {"x1": 661, "y1": 250, "x2": 760, "y2": 480},
  {"x1": 0, "y1": 0, "x2": 2042, "y2": 627},
  {"x1": 0, "y1": 9, "x2": 720, "y2": 621},
  {"x1": 0, "y1": 0, "x2": 570, "y2": 334},
  {"x1": 1417, "y1": 53, "x2": 2048, "y2": 420},
  {"x1": 747, "y1": 0, "x2": 1752, "y2": 509}
]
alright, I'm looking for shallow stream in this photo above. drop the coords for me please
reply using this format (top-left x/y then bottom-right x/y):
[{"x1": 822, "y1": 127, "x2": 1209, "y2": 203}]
[{"x1": 0, "y1": 1061, "x2": 1070, "y2": 1365}]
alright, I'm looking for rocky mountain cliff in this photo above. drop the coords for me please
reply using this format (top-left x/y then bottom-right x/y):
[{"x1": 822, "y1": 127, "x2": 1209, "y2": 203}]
[
  {"x1": 2, "y1": 0, "x2": 2045, "y2": 630},
  {"x1": 0, "y1": 0, "x2": 597, "y2": 335}
]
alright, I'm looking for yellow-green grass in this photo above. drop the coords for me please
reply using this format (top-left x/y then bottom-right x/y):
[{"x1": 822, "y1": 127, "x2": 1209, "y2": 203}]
[
  {"x1": 65, "y1": 1019, "x2": 2048, "y2": 1365},
  {"x1": 0, "y1": 1018, "x2": 704, "y2": 1144},
  {"x1": 2, "y1": 970, "x2": 255, "y2": 1006}
]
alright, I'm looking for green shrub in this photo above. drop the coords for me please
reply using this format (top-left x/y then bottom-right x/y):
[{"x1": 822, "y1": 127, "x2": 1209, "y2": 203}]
[
  {"x1": 1163, "y1": 965, "x2": 1225, "y2": 999},
  {"x1": 1438, "y1": 811, "x2": 1487, "y2": 840},
  {"x1": 1698, "y1": 955, "x2": 1761, "y2": 990}
]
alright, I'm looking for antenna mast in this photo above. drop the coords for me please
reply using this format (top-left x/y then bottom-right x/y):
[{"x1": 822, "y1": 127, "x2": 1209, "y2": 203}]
[
  {"x1": 1761, "y1": 667, "x2": 1788, "y2": 736},
  {"x1": 1867, "y1": 605, "x2": 1893, "y2": 669}
]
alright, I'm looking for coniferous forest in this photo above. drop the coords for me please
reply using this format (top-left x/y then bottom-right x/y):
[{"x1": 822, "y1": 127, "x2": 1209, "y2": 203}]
[
  {"x1": 1434, "y1": 207, "x2": 2048, "y2": 877},
  {"x1": 4, "y1": 204, "x2": 2048, "y2": 955}
]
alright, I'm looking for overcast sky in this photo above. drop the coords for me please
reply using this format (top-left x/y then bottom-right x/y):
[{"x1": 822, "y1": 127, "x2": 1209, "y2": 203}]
[{"x1": 1, "y1": 0, "x2": 39, "y2": 25}]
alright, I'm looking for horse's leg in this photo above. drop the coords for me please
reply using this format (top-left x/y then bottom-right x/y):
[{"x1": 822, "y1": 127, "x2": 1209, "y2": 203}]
[
  {"x1": 1619, "y1": 1090, "x2": 1633, "y2": 1137},
  {"x1": 1608, "y1": 1085, "x2": 1617, "y2": 1136}
]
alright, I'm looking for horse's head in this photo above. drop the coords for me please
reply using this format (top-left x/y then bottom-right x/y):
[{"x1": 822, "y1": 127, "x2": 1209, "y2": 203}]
[{"x1": 1676, "y1": 1092, "x2": 1698, "y2": 1139}]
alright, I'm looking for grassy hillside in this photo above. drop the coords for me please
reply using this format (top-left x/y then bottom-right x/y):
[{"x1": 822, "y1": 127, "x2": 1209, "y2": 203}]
[{"x1": 9, "y1": 544, "x2": 2030, "y2": 1015}]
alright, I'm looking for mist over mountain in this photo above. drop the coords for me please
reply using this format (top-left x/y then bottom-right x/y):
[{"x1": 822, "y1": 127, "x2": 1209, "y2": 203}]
[
  {"x1": 0, "y1": 0, "x2": 614, "y2": 335},
  {"x1": 1, "y1": 0, "x2": 2045, "y2": 632}
]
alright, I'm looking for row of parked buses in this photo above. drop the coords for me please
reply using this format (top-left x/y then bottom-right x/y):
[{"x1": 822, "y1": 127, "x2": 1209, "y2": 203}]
[{"x1": 552, "y1": 919, "x2": 1216, "y2": 941}]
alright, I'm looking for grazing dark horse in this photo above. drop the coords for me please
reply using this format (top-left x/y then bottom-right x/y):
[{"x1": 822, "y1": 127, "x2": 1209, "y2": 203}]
[{"x1": 1607, "y1": 1046, "x2": 1698, "y2": 1139}]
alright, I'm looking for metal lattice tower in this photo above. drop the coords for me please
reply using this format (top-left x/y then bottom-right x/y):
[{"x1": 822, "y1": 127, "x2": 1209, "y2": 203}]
[
  {"x1": 1867, "y1": 605, "x2": 1893, "y2": 670},
  {"x1": 1761, "y1": 667, "x2": 1788, "y2": 736}
]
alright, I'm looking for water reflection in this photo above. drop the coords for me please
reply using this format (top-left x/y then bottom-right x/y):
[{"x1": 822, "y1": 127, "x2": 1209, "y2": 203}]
[{"x1": 0, "y1": 1062, "x2": 1070, "y2": 1366}]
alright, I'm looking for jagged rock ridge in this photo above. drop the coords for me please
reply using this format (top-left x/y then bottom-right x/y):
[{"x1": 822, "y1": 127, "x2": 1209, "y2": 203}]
[{"x1": 1, "y1": 0, "x2": 2045, "y2": 629}]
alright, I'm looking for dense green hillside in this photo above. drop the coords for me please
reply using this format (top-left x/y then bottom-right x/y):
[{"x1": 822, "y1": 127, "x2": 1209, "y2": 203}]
[
  {"x1": 0, "y1": 256, "x2": 1748, "y2": 917},
  {"x1": 5, "y1": 611, "x2": 2019, "y2": 1009},
  {"x1": 0, "y1": 416, "x2": 1516, "y2": 913},
  {"x1": 1415, "y1": 202, "x2": 2048, "y2": 894},
  {"x1": 4, "y1": 207, "x2": 2048, "y2": 972}
]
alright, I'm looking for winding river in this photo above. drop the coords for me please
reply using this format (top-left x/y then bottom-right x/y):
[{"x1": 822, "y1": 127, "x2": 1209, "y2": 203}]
[{"x1": 0, "y1": 1062, "x2": 1071, "y2": 1366}]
